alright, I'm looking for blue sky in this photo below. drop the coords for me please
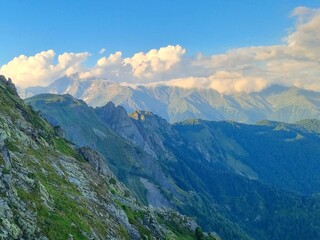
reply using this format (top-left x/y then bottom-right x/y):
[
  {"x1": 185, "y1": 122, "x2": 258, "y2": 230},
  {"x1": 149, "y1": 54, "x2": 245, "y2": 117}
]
[
  {"x1": 1, "y1": 0, "x2": 319, "y2": 65},
  {"x1": 1, "y1": 1, "x2": 320, "y2": 92}
]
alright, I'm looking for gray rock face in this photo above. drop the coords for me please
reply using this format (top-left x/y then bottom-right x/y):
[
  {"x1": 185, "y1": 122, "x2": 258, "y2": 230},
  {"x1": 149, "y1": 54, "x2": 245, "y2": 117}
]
[
  {"x1": 96, "y1": 105, "x2": 178, "y2": 162},
  {"x1": 0, "y1": 75, "x2": 17, "y2": 96},
  {"x1": 79, "y1": 146, "x2": 110, "y2": 175},
  {"x1": 105, "y1": 204, "x2": 141, "y2": 240},
  {"x1": 140, "y1": 178, "x2": 171, "y2": 208},
  {"x1": 129, "y1": 110, "x2": 179, "y2": 162},
  {"x1": 94, "y1": 106, "x2": 182, "y2": 198},
  {"x1": 0, "y1": 157, "x2": 42, "y2": 240},
  {"x1": 95, "y1": 102, "x2": 157, "y2": 158}
]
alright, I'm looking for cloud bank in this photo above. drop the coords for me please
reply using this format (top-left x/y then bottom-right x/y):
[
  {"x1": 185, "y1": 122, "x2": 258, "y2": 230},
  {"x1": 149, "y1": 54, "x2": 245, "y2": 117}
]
[
  {"x1": 1, "y1": 6, "x2": 320, "y2": 93},
  {"x1": 0, "y1": 50, "x2": 89, "y2": 88}
]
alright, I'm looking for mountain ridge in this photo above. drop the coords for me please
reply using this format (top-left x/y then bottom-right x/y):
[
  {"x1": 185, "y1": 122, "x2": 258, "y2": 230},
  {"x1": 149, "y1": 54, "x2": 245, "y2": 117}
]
[
  {"x1": 20, "y1": 75, "x2": 320, "y2": 123},
  {"x1": 26, "y1": 92, "x2": 320, "y2": 240}
]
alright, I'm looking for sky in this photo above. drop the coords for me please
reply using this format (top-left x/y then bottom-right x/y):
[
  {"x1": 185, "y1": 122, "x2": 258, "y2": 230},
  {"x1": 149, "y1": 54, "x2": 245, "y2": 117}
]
[{"x1": 1, "y1": 0, "x2": 320, "y2": 93}]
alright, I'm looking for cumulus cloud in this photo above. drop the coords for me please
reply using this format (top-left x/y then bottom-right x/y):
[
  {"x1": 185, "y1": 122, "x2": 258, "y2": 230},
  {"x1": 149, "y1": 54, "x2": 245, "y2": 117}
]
[
  {"x1": 98, "y1": 51, "x2": 122, "y2": 65},
  {"x1": 0, "y1": 50, "x2": 89, "y2": 88},
  {"x1": 178, "y1": 6, "x2": 320, "y2": 93},
  {"x1": 287, "y1": 7, "x2": 320, "y2": 59},
  {"x1": 124, "y1": 45, "x2": 186, "y2": 79},
  {"x1": 78, "y1": 51, "x2": 130, "y2": 81},
  {"x1": 150, "y1": 72, "x2": 267, "y2": 94},
  {"x1": 1, "y1": 6, "x2": 320, "y2": 93},
  {"x1": 79, "y1": 45, "x2": 186, "y2": 82}
]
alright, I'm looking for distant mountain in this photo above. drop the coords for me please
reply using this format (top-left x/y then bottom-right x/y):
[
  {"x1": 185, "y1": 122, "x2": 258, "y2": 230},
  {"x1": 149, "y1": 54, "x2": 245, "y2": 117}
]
[
  {"x1": 26, "y1": 93, "x2": 320, "y2": 240},
  {"x1": 21, "y1": 75, "x2": 320, "y2": 123}
]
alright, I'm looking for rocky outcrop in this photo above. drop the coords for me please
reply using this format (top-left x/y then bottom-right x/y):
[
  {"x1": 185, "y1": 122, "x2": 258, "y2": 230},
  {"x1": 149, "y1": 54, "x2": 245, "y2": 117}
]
[
  {"x1": 95, "y1": 102, "x2": 157, "y2": 157},
  {"x1": 96, "y1": 106, "x2": 178, "y2": 161},
  {"x1": 0, "y1": 75, "x2": 17, "y2": 95},
  {"x1": 95, "y1": 106, "x2": 183, "y2": 203},
  {"x1": 129, "y1": 110, "x2": 179, "y2": 161},
  {"x1": 79, "y1": 146, "x2": 110, "y2": 175}
]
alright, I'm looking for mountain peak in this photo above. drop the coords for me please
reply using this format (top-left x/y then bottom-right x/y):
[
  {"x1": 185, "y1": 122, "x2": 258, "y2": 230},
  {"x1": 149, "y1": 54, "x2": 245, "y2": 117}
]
[
  {"x1": 98, "y1": 101, "x2": 117, "y2": 114},
  {"x1": 0, "y1": 75, "x2": 18, "y2": 95},
  {"x1": 130, "y1": 110, "x2": 155, "y2": 121},
  {"x1": 258, "y1": 84, "x2": 289, "y2": 96},
  {"x1": 95, "y1": 101, "x2": 129, "y2": 124}
]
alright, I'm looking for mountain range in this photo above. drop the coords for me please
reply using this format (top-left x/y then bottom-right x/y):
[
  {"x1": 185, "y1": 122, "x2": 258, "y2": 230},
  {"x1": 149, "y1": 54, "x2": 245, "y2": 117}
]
[
  {"x1": 0, "y1": 75, "x2": 217, "y2": 240},
  {"x1": 20, "y1": 75, "x2": 320, "y2": 123},
  {"x1": 26, "y1": 91, "x2": 320, "y2": 240}
]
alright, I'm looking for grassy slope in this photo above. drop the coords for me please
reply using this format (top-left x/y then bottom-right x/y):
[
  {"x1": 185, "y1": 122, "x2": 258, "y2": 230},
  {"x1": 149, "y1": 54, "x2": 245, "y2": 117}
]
[{"x1": 26, "y1": 94, "x2": 152, "y2": 203}]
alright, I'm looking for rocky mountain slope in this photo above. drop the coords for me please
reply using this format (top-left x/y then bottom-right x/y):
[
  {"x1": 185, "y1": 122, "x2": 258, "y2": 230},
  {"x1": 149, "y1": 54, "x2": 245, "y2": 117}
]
[
  {"x1": 26, "y1": 92, "x2": 320, "y2": 240},
  {"x1": 26, "y1": 93, "x2": 250, "y2": 240},
  {"x1": 0, "y1": 75, "x2": 218, "y2": 240},
  {"x1": 20, "y1": 75, "x2": 320, "y2": 123}
]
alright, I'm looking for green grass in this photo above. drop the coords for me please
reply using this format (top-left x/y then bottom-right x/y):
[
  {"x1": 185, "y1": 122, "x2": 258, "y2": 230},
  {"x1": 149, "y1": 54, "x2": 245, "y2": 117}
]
[
  {"x1": 2, "y1": 167, "x2": 10, "y2": 174},
  {"x1": 0, "y1": 155, "x2": 4, "y2": 165},
  {"x1": 118, "y1": 225, "x2": 130, "y2": 240},
  {"x1": 121, "y1": 205, "x2": 152, "y2": 239},
  {"x1": 125, "y1": 178, "x2": 148, "y2": 205},
  {"x1": 16, "y1": 161, "x2": 92, "y2": 239},
  {"x1": 156, "y1": 213, "x2": 194, "y2": 239},
  {"x1": 53, "y1": 137, "x2": 85, "y2": 162},
  {"x1": 5, "y1": 139, "x2": 19, "y2": 152},
  {"x1": 109, "y1": 177, "x2": 117, "y2": 185},
  {"x1": 15, "y1": 144, "x2": 110, "y2": 240},
  {"x1": 155, "y1": 211, "x2": 220, "y2": 240}
]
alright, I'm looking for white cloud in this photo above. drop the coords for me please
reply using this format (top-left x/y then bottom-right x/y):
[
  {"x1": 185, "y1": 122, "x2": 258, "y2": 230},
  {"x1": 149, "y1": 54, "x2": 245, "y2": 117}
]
[
  {"x1": 287, "y1": 7, "x2": 320, "y2": 59},
  {"x1": 124, "y1": 45, "x2": 186, "y2": 79},
  {"x1": 97, "y1": 51, "x2": 122, "y2": 66},
  {"x1": 151, "y1": 72, "x2": 267, "y2": 94},
  {"x1": 0, "y1": 50, "x2": 89, "y2": 88},
  {"x1": 208, "y1": 72, "x2": 267, "y2": 94},
  {"x1": 1, "y1": 6, "x2": 320, "y2": 93},
  {"x1": 79, "y1": 45, "x2": 186, "y2": 82},
  {"x1": 99, "y1": 48, "x2": 106, "y2": 54},
  {"x1": 78, "y1": 51, "x2": 129, "y2": 81}
]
